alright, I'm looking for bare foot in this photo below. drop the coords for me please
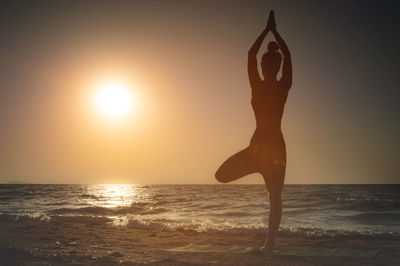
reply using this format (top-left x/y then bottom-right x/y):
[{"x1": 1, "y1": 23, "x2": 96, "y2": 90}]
[{"x1": 261, "y1": 239, "x2": 275, "y2": 252}]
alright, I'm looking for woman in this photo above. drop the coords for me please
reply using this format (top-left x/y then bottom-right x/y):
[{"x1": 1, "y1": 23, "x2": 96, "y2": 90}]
[{"x1": 215, "y1": 10, "x2": 292, "y2": 251}]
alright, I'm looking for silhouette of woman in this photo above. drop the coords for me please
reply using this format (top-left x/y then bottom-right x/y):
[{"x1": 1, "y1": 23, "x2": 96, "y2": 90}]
[{"x1": 215, "y1": 10, "x2": 292, "y2": 251}]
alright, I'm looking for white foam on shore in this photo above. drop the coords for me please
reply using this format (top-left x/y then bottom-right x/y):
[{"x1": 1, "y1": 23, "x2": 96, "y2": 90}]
[
  {"x1": 15, "y1": 212, "x2": 51, "y2": 222},
  {"x1": 110, "y1": 214, "x2": 400, "y2": 239},
  {"x1": 3, "y1": 211, "x2": 399, "y2": 240},
  {"x1": 111, "y1": 214, "x2": 267, "y2": 233}
]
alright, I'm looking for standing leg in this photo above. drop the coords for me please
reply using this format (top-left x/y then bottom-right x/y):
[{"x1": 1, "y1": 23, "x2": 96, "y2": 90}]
[
  {"x1": 262, "y1": 159, "x2": 285, "y2": 250},
  {"x1": 264, "y1": 189, "x2": 282, "y2": 250}
]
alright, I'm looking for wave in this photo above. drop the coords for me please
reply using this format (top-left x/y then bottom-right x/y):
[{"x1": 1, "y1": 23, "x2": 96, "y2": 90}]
[
  {"x1": 337, "y1": 198, "x2": 400, "y2": 212},
  {"x1": 279, "y1": 227, "x2": 400, "y2": 240},
  {"x1": 14, "y1": 212, "x2": 51, "y2": 222},
  {"x1": 111, "y1": 214, "x2": 267, "y2": 234},
  {"x1": 0, "y1": 196, "x2": 13, "y2": 200},
  {"x1": 49, "y1": 202, "x2": 168, "y2": 216},
  {"x1": 110, "y1": 214, "x2": 400, "y2": 240},
  {"x1": 213, "y1": 211, "x2": 252, "y2": 217},
  {"x1": 3, "y1": 211, "x2": 399, "y2": 240},
  {"x1": 197, "y1": 203, "x2": 227, "y2": 210},
  {"x1": 80, "y1": 193, "x2": 100, "y2": 200},
  {"x1": 143, "y1": 207, "x2": 170, "y2": 215},
  {"x1": 345, "y1": 212, "x2": 400, "y2": 226},
  {"x1": 0, "y1": 213, "x2": 112, "y2": 225},
  {"x1": 52, "y1": 215, "x2": 111, "y2": 225}
]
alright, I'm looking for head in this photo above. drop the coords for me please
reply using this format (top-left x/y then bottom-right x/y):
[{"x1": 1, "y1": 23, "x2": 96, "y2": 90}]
[{"x1": 261, "y1": 41, "x2": 282, "y2": 80}]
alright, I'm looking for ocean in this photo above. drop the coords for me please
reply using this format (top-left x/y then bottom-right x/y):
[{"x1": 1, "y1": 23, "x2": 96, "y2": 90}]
[{"x1": 0, "y1": 184, "x2": 399, "y2": 240}]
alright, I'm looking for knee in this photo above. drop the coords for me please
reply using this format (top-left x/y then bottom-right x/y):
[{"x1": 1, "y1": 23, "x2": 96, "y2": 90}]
[{"x1": 215, "y1": 168, "x2": 229, "y2": 183}]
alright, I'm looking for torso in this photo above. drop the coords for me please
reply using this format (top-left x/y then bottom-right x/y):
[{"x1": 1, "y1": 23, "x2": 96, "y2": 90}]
[{"x1": 250, "y1": 80, "x2": 288, "y2": 147}]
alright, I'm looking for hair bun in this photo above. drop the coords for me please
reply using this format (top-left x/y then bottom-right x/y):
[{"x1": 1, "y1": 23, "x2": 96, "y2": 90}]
[{"x1": 267, "y1": 41, "x2": 279, "y2": 52}]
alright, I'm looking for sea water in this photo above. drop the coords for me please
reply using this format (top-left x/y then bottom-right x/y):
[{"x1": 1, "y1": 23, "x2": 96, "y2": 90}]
[{"x1": 0, "y1": 184, "x2": 399, "y2": 239}]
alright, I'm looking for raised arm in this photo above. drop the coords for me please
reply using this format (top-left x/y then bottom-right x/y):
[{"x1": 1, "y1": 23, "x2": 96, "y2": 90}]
[
  {"x1": 272, "y1": 28, "x2": 292, "y2": 90},
  {"x1": 248, "y1": 26, "x2": 269, "y2": 89}
]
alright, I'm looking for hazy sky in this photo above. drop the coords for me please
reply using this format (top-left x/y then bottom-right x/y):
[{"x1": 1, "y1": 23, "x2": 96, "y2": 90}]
[{"x1": 0, "y1": 0, "x2": 399, "y2": 184}]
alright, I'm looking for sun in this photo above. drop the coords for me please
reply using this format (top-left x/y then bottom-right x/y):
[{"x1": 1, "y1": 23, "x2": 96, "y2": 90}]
[{"x1": 93, "y1": 82, "x2": 135, "y2": 119}]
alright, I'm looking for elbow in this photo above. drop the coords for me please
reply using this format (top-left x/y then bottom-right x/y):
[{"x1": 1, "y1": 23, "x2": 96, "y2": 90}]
[
  {"x1": 248, "y1": 48, "x2": 256, "y2": 56},
  {"x1": 283, "y1": 50, "x2": 291, "y2": 58}
]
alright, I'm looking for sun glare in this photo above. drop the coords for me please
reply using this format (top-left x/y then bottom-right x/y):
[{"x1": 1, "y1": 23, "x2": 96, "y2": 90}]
[{"x1": 94, "y1": 82, "x2": 135, "y2": 119}]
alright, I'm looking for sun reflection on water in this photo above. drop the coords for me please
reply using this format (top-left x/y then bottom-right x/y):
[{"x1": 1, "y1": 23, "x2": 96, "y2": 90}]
[{"x1": 86, "y1": 184, "x2": 137, "y2": 208}]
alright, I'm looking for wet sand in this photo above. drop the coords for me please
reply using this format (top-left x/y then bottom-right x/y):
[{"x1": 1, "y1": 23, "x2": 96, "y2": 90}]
[{"x1": 0, "y1": 217, "x2": 399, "y2": 265}]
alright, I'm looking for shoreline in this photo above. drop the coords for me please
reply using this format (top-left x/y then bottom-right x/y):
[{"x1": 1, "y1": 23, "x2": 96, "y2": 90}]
[{"x1": 0, "y1": 219, "x2": 399, "y2": 265}]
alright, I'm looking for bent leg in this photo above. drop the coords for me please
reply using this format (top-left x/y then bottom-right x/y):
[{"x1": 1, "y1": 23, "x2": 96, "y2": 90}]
[{"x1": 215, "y1": 147, "x2": 258, "y2": 183}]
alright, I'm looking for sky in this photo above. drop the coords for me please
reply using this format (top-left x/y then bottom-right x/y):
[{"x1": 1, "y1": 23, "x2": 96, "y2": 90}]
[{"x1": 0, "y1": 0, "x2": 399, "y2": 184}]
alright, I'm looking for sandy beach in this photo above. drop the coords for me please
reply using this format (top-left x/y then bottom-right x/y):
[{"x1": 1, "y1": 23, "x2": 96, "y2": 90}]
[{"x1": 0, "y1": 217, "x2": 399, "y2": 266}]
